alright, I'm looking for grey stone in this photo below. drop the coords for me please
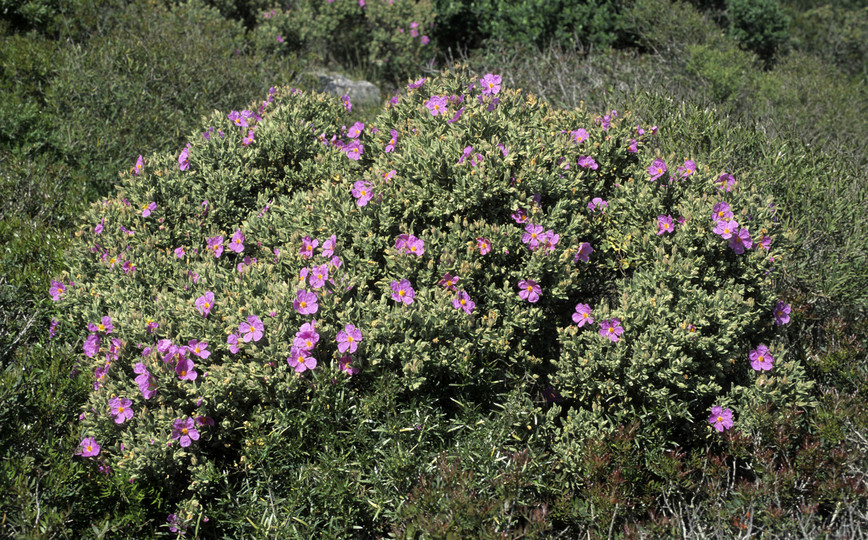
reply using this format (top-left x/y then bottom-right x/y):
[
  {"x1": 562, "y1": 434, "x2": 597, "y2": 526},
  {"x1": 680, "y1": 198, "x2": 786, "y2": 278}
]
[{"x1": 317, "y1": 72, "x2": 381, "y2": 108}]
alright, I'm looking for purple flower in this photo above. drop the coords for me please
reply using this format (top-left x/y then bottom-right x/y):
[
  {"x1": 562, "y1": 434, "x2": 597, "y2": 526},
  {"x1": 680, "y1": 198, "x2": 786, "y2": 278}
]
[
  {"x1": 76, "y1": 437, "x2": 100, "y2": 457},
  {"x1": 599, "y1": 319, "x2": 624, "y2": 342},
  {"x1": 321, "y1": 235, "x2": 336, "y2": 258},
  {"x1": 347, "y1": 121, "x2": 364, "y2": 139},
  {"x1": 453, "y1": 290, "x2": 475, "y2": 314},
  {"x1": 94, "y1": 218, "x2": 104, "y2": 234},
  {"x1": 420, "y1": 35, "x2": 430, "y2": 45},
  {"x1": 408, "y1": 78, "x2": 426, "y2": 89},
  {"x1": 477, "y1": 237, "x2": 491, "y2": 255},
  {"x1": 171, "y1": 418, "x2": 199, "y2": 447},
  {"x1": 588, "y1": 198, "x2": 607, "y2": 211},
  {"x1": 708, "y1": 406, "x2": 733, "y2": 432},
  {"x1": 480, "y1": 73, "x2": 502, "y2": 95},
  {"x1": 713, "y1": 219, "x2": 738, "y2": 239},
  {"x1": 134, "y1": 363, "x2": 156, "y2": 399},
  {"x1": 294, "y1": 290, "x2": 318, "y2": 315},
  {"x1": 228, "y1": 110, "x2": 248, "y2": 128},
  {"x1": 236, "y1": 256, "x2": 257, "y2": 273},
  {"x1": 352, "y1": 180, "x2": 374, "y2": 206},
  {"x1": 337, "y1": 324, "x2": 362, "y2": 354},
  {"x1": 391, "y1": 279, "x2": 415, "y2": 305},
  {"x1": 242, "y1": 129, "x2": 255, "y2": 146},
  {"x1": 196, "y1": 291, "x2": 215, "y2": 317},
  {"x1": 657, "y1": 215, "x2": 675, "y2": 235},
  {"x1": 133, "y1": 155, "x2": 144, "y2": 176},
  {"x1": 174, "y1": 246, "x2": 185, "y2": 259},
  {"x1": 628, "y1": 139, "x2": 638, "y2": 153},
  {"x1": 728, "y1": 228, "x2": 753, "y2": 254},
  {"x1": 344, "y1": 140, "x2": 363, "y2": 161},
  {"x1": 48, "y1": 317, "x2": 59, "y2": 338},
  {"x1": 518, "y1": 279, "x2": 541, "y2": 303},
  {"x1": 341, "y1": 94, "x2": 352, "y2": 112},
  {"x1": 188, "y1": 339, "x2": 210, "y2": 359},
  {"x1": 457, "y1": 145, "x2": 473, "y2": 165},
  {"x1": 447, "y1": 107, "x2": 465, "y2": 123},
  {"x1": 49, "y1": 279, "x2": 66, "y2": 301},
  {"x1": 677, "y1": 159, "x2": 696, "y2": 178},
  {"x1": 227, "y1": 333, "x2": 240, "y2": 354},
  {"x1": 774, "y1": 301, "x2": 791, "y2": 326},
  {"x1": 88, "y1": 316, "x2": 114, "y2": 334},
  {"x1": 206, "y1": 235, "x2": 224, "y2": 258},
  {"x1": 385, "y1": 129, "x2": 398, "y2": 152},
  {"x1": 178, "y1": 144, "x2": 190, "y2": 171},
  {"x1": 574, "y1": 242, "x2": 594, "y2": 263},
  {"x1": 338, "y1": 356, "x2": 358, "y2": 376},
  {"x1": 497, "y1": 143, "x2": 508, "y2": 156},
  {"x1": 571, "y1": 128, "x2": 589, "y2": 143},
  {"x1": 522, "y1": 223, "x2": 543, "y2": 251},
  {"x1": 716, "y1": 173, "x2": 735, "y2": 192},
  {"x1": 439, "y1": 273, "x2": 460, "y2": 291},
  {"x1": 572, "y1": 304, "x2": 594, "y2": 327},
  {"x1": 309, "y1": 264, "x2": 329, "y2": 289},
  {"x1": 109, "y1": 397, "x2": 134, "y2": 424},
  {"x1": 396, "y1": 234, "x2": 424, "y2": 256},
  {"x1": 425, "y1": 95, "x2": 448, "y2": 116},
  {"x1": 294, "y1": 321, "x2": 319, "y2": 350},
  {"x1": 712, "y1": 202, "x2": 733, "y2": 222},
  {"x1": 300, "y1": 236, "x2": 318, "y2": 259},
  {"x1": 229, "y1": 229, "x2": 245, "y2": 253},
  {"x1": 511, "y1": 208, "x2": 528, "y2": 224},
  {"x1": 647, "y1": 158, "x2": 667, "y2": 181},
  {"x1": 239, "y1": 315, "x2": 264, "y2": 342},
  {"x1": 577, "y1": 156, "x2": 598, "y2": 170},
  {"x1": 167, "y1": 514, "x2": 185, "y2": 534},
  {"x1": 287, "y1": 347, "x2": 317, "y2": 373},
  {"x1": 750, "y1": 345, "x2": 774, "y2": 371},
  {"x1": 141, "y1": 202, "x2": 156, "y2": 218},
  {"x1": 175, "y1": 357, "x2": 198, "y2": 381},
  {"x1": 541, "y1": 230, "x2": 560, "y2": 254}
]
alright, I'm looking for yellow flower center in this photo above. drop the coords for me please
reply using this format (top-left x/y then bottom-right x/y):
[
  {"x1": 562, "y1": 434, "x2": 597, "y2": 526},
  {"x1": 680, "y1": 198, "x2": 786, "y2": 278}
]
[
  {"x1": 204, "y1": 302, "x2": 210, "y2": 309},
  {"x1": 300, "y1": 301, "x2": 307, "y2": 308},
  {"x1": 181, "y1": 428, "x2": 188, "y2": 435},
  {"x1": 460, "y1": 299, "x2": 466, "y2": 305},
  {"x1": 195, "y1": 347, "x2": 201, "y2": 353},
  {"x1": 717, "y1": 416, "x2": 723, "y2": 423},
  {"x1": 758, "y1": 356, "x2": 764, "y2": 362},
  {"x1": 305, "y1": 340, "x2": 312, "y2": 348},
  {"x1": 399, "y1": 290, "x2": 405, "y2": 296},
  {"x1": 98, "y1": 324, "x2": 105, "y2": 331},
  {"x1": 180, "y1": 370, "x2": 186, "y2": 377},
  {"x1": 86, "y1": 445, "x2": 93, "y2": 452},
  {"x1": 582, "y1": 313, "x2": 588, "y2": 319},
  {"x1": 608, "y1": 327, "x2": 614, "y2": 333},
  {"x1": 526, "y1": 286, "x2": 533, "y2": 292},
  {"x1": 347, "y1": 336, "x2": 354, "y2": 342},
  {"x1": 118, "y1": 407, "x2": 124, "y2": 413}
]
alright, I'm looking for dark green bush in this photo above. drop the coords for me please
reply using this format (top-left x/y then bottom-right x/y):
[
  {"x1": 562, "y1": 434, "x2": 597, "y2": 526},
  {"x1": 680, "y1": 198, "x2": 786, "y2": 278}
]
[
  {"x1": 790, "y1": 4, "x2": 868, "y2": 78},
  {"x1": 433, "y1": 0, "x2": 631, "y2": 51},
  {"x1": 727, "y1": 0, "x2": 790, "y2": 64}
]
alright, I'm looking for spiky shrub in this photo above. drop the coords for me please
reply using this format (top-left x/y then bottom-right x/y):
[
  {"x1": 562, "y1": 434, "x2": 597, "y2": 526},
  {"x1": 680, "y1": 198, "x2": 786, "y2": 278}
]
[
  {"x1": 250, "y1": 0, "x2": 436, "y2": 83},
  {"x1": 57, "y1": 67, "x2": 810, "y2": 532}
]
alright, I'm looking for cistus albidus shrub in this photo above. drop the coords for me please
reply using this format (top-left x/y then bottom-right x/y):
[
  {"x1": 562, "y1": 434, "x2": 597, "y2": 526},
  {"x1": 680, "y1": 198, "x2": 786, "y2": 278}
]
[{"x1": 57, "y1": 67, "x2": 812, "y2": 531}]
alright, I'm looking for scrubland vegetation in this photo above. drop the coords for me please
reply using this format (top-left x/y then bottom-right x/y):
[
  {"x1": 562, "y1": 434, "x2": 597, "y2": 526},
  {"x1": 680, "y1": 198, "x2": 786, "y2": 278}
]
[{"x1": 1, "y1": 0, "x2": 865, "y2": 537}]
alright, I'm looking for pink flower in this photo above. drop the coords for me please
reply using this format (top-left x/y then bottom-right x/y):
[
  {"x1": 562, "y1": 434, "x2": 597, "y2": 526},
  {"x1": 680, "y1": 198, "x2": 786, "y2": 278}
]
[
  {"x1": 477, "y1": 237, "x2": 491, "y2": 255},
  {"x1": 571, "y1": 128, "x2": 589, "y2": 143},
  {"x1": 385, "y1": 129, "x2": 398, "y2": 152},
  {"x1": 439, "y1": 273, "x2": 460, "y2": 291},
  {"x1": 196, "y1": 291, "x2": 215, "y2": 317},
  {"x1": 178, "y1": 144, "x2": 191, "y2": 171},
  {"x1": 206, "y1": 235, "x2": 224, "y2": 258},
  {"x1": 577, "y1": 156, "x2": 598, "y2": 170},
  {"x1": 341, "y1": 94, "x2": 352, "y2": 112},
  {"x1": 511, "y1": 208, "x2": 528, "y2": 223},
  {"x1": 425, "y1": 95, "x2": 448, "y2": 116},
  {"x1": 628, "y1": 139, "x2": 638, "y2": 153},
  {"x1": 391, "y1": 279, "x2": 415, "y2": 305},
  {"x1": 229, "y1": 229, "x2": 245, "y2": 253},
  {"x1": 239, "y1": 315, "x2": 264, "y2": 342},
  {"x1": 574, "y1": 242, "x2": 594, "y2": 263},
  {"x1": 174, "y1": 247, "x2": 185, "y2": 259},
  {"x1": 188, "y1": 339, "x2": 210, "y2": 359},
  {"x1": 647, "y1": 158, "x2": 667, "y2": 181},
  {"x1": 294, "y1": 290, "x2": 318, "y2": 315},
  {"x1": 227, "y1": 333, "x2": 240, "y2": 354},
  {"x1": 109, "y1": 397, "x2": 133, "y2": 424},
  {"x1": 321, "y1": 235, "x2": 337, "y2": 258},
  {"x1": 344, "y1": 140, "x2": 363, "y2": 160},
  {"x1": 522, "y1": 223, "x2": 543, "y2": 251},
  {"x1": 750, "y1": 344, "x2": 774, "y2": 371},
  {"x1": 540, "y1": 230, "x2": 560, "y2": 254},
  {"x1": 76, "y1": 437, "x2": 100, "y2": 457},
  {"x1": 309, "y1": 264, "x2": 329, "y2": 289},
  {"x1": 294, "y1": 321, "x2": 319, "y2": 351},
  {"x1": 300, "y1": 236, "x2": 318, "y2": 259},
  {"x1": 49, "y1": 279, "x2": 66, "y2": 301},
  {"x1": 716, "y1": 173, "x2": 735, "y2": 192},
  {"x1": 657, "y1": 215, "x2": 675, "y2": 235},
  {"x1": 133, "y1": 155, "x2": 144, "y2": 176},
  {"x1": 713, "y1": 219, "x2": 738, "y2": 239},
  {"x1": 518, "y1": 279, "x2": 541, "y2": 303},
  {"x1": 572, "y1": 304, "x2": 593, "y2": 327},
  {"x1": 728, "y1": 228, "x2": 753, "y2": 254},
  {"x1": 337, "y1": 324, "x2": 362, "y2": 354},
  {"x1": 774, "y1": 301, "x2": 791, "y2": 326},
  {"x1": 712, "y1": 202, "x2": 733, "y2": 222},
  {"x1": 453, "y1": 290, "x2": 475, "y2": 314},
  {"x1": 708, "y1": 406, "x2": 733, "y2": 432},
  {"x1": 599, "y1": 319, "x2": 624, "y2": 342},
  {"x1": 338, "y1": 356, "x2": 358, "y2": 376},
  {"x1": 175, "y1": 357, "x2": 198, "y2": 381},
  {"x1": 480, "y1": 73, "x2": 502, "y2": 95},
  {"x1": 287, "y1": 347, "x2": 317, "y2": 373},
  {"x1": 347, "y1": 121, "x2": 364, "y2": 139},
  {"x1": 171, "y1": 418, "x2": 199, "y2": 447},
  {"x1": 352, "y1": 180, "x2": 374, "y2": 206},
  {"x1": 677, "y1": 159, "x2": 696, "y2": 178},
  {"x1": 142, "y1": 202, "x2": 156, "y2": 217}
]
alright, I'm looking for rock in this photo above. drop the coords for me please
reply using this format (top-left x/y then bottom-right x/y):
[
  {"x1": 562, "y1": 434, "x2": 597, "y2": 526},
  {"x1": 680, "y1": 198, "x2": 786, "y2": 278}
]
[{"x1": 317, "y1": 72, "x2": 381, "y2": 108}]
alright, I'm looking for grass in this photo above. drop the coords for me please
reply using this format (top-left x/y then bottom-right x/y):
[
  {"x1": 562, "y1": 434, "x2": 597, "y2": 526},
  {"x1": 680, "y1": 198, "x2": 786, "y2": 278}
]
[{"x1": 0, "y1": 0, "x2": 866, "y2": 536}]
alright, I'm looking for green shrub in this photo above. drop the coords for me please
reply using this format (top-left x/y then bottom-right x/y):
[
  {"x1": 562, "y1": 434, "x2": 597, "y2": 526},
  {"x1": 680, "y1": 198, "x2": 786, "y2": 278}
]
[
  {"x1": 790, "y1": 4, "x2": 868, "y2": 79},
  {"x1": 250, "y1": 0, "x2": 437, "y2": 84},
  {"x1": 686, "y1": 43, "x2": 756, "y2": 104},
  {"x1": 433, "y1": 0, "x2": 630, "y2": 51},
  {"x1": 58, "y1": 67, "x2": 808, "y2": 532},
  {"x1": 727, "y1": 0, "x2": 790, "y2": 64},
  {"x1": 46, "y1": 0, "x2": 301, "y2": 196}
]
